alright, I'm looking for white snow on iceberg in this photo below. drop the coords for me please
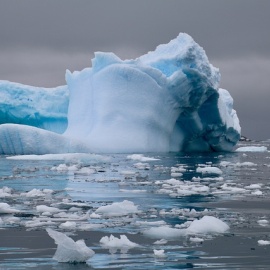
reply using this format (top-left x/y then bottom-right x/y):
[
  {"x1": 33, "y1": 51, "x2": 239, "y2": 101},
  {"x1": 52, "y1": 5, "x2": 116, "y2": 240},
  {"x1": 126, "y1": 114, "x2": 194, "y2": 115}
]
[{"x1": 0, "y1": 33, "x2": 240, "y2": 154}]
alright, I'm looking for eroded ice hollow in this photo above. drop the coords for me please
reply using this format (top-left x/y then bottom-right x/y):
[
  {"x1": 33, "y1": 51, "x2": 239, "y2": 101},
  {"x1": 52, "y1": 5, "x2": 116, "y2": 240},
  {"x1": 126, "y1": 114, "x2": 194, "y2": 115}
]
[{"x1": 0, "y1": 33, "x2": 240, "y2": 155}]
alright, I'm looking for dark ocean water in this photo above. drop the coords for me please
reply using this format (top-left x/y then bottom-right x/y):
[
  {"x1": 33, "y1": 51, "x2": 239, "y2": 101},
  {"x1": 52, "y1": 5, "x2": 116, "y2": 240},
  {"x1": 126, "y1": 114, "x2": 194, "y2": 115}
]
[{"x1": 0, "y1": 140, "x2": 270, "y2": 269}]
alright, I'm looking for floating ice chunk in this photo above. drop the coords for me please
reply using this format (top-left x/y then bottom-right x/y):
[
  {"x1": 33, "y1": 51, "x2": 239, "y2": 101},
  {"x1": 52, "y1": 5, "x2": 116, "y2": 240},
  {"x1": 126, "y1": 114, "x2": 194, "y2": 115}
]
[
  {"x1": 95, "y1": 200, "x2": 139, "y2": 217},
  {"x1": 153, "y1": 249, "x2": 166, "y2": 257},
  {"x1": 258, "y1": 240, "x2": 270, "y2": 246},
  {"x1": 127, "y1": 154, "x2": 159, "y2": 161},
  {"x1": 257, "y1": 219, "x2": 269, "y2": 226},
  {"x1": 78, "y1": 223, "x2": 105, "y2": 231},
  {"x1": 25, "y1": 220, "x2": 56, "y2": 228},
  {"x1": 153, "y1": 239, "x2": 168, "y2": 245},
  {"x1": 0, "y1": 187, "x2": 13, "y2": 198},
  {"x1": 100, "y1": 234, "x2": 138, "y2": 253},
  {"x1": 189, "y1": 237, "x2": 204, "y2": 243},
  {"x1": 235, "y1": 162, "x2": 257, "y2": 167},
  {"x1": 252, "y1": 190, "x2": 263, "y2": 196},
  {"x1": 89, "y1": 212, "x2": 102, "y2": 219},
  {"x1": 120, "y1": 170, "x2": 136, "y2": 176},
  {"x1": 196, "y1": 167, "x2": 222, "y2": 175},
  {"x1": 219, "y1": 184, "x2": 247, "y2": 194},
  {"x1": 187, "y1": 216, "x2": 229, "y2": 234},
  {"x1": 36, "y1": 205, "x2": 61, "y2": 213},
  {"x1": 245, "y1": 184, "x2": 262, "y2": 190},
  {"x1": 25, "y1": 189, "x2": 48, "y2": 197},
  {"x1": 171, "y1": 172, "x2": 183, "y2": 177},
  {"x1": 144, "y1": 226, "x2": 186, "y2": 239},
  {"x1": 0, "y1": 202, "x2": 20, "y2": 213},
  {"x1": 46, "y1": 228, "x2": 95, "y2": 263},
  {"x1": 59, "y1": 221, "x2": 77, "y2": 230},
  {"x1": 134, "y1": 162, "x2": 150, "y2": 170},
  {"x1": 7, "y1": 153, "x2": 109, "y2": 162},
  {"x1": 236, "y1": 146, "x2": 267, "y2": 152}
]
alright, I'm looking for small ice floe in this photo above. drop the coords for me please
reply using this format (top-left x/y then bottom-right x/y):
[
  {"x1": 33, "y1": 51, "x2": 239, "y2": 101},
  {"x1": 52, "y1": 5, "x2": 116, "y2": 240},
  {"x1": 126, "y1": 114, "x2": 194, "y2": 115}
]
[
  {"x1": 25, "y1": 220, "x2": 56, "y2": 228},
  {"x1": 170, "y1": 166, "x2": 185, "y2": 177},
  {"x1": 119, "y1": 189, "x2": 147, "y2": 193},
  {"x1": 120, "y1": 170, "x2": 136, "y2": 178},
  {"x1": 187, "y1": 216, "x2": 229, "y2": 234},
  {"x1": 196, "y1": 166, "x2": 222, "y2": 176},
  {"x1": 7, "y1": 153, "x2": 108, "y2": 162},
  {"x1": 220, "y1": 161, "x2": 257, "y2": 167},
  {"x1": 153, "y1": 249, "x2": 166, "y2": 257},
  {"x1": 144, "y1": 216, "x2": 229, "y2": 239},
  {"x1": 251, "y1": 190, "x2": 263, "y2": 196},
  {"x1": 217, "y1": 184, "x2": 247, "y2": 194},
  {"x1": 133, "y1": 162, "x2": 150, "y2": 170},
  {"x1": 25, "y1": 188, "x2": 53, "y2": 197},
  {"x1": 51, "y1": 164, "x2": 79, "y2": 172},
  {"x1": 76, "y1": 167, "x2": 96, "y2": 175},
  {"x1": 257, "y1": 219, "x2": 269, "y2": 226},
  {"x1": 245, "y1": 184, "x2": 262, "y2": 190},
  {"x1": 156, "y1": 178, "x2": 210, "y2": 197},
  {"x1": 258, "y1": 240, "x2": 270, "y2": 246},
  {"x1": 100, "y1": 234, "x2": 138, "y2": 254},
  {"x1": 0, "y1": 186, "x2": 13, "y2": 198},
  {"x1": 59, "y1": 221, "x2": 77, "y2": 230},
  {"x1": 95, "y1": 200, "x2": 139, "y2": 217},
  {"x1": 153, "y1": 239, "x2": 168, "y2": 245},
  {"x1": 189, "y1": 237, "x2": 204, "y2": 243},
  {"x1": 0, "y1": 202, "x2": 20, "y2": 214},
  {"x1": 127, "y1": 154, "x2": 159, "y2": 162},
  {"x1": 36, "y1": 205, "x2": 61, "y2": 214},
  {"x1": 170, "y1": 172, "x2": 183, "y2": 178},
  {"x1": 144, "y1": 226, "x2": 186, "y2": 239},
  {"x1": 236, "y1": 146, "x2": 267, "y2": 152},
  {"x1": 46, "y1": 228, "x2": 95, "y2": 263}
]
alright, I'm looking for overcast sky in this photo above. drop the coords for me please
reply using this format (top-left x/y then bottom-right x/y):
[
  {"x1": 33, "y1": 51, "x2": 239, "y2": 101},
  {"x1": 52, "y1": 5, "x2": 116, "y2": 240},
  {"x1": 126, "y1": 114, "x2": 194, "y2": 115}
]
[{"x1": 0, "y1": 0, "x2": 269, "y2": 140}]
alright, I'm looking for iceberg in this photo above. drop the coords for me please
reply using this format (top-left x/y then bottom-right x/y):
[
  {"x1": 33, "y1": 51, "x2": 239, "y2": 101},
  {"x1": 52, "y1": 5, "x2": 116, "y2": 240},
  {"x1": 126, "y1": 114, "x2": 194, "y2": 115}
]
[{"x1": 0, "y1": 33, "x2": 240, "y2": 154}]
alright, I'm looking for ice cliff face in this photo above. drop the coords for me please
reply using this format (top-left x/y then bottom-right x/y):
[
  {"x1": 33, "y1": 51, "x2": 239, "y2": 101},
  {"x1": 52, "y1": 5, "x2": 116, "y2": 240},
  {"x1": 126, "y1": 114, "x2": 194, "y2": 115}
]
[{"x1": 0, "y1": 33, "x2": 241, "y2": 154}]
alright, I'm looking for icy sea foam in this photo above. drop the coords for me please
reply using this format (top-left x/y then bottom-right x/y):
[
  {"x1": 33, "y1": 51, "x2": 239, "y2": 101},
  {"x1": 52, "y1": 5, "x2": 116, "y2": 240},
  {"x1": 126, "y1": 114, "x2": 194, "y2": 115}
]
[{"x1": 0, "y1": 33, "x2": 240, "y2": 154}]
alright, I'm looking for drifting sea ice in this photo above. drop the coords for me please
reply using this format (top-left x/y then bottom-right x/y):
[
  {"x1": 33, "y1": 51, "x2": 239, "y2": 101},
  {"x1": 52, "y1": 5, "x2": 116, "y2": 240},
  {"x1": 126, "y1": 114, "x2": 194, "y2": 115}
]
[
  {"x1": 236, "y1": 146, "x2": 268, "y2": 152},
  {"x1": 144, "y1": 216, "x2": 229, "y2": 239},
  {"x1": 46, "y1": 228, "x2": 95, "y2": 263},
  {"x1": 127, "y1": 154, "x2": 159, "y2": 161},
  {"x1": 153, "y1": 249, "x2": 166, "y2": 257},
  {"x1": 0, "y1": 202, "x2": 20, "y2": 214},
  {"x1": 100, "y1": 234, "x2": 139, "y2": 254},
  {"x1": 186, "y1": 216, "x2": 229, "y2": 234},
  {"x1": 196, "y1": 166, "x2": 223, "y2": 175},
  {"x1": 258, "y1": 240, "x2": 270, "y2": 246},
  {"x1": 95, "y1": 200, "x2": 139, "y2": 217}
]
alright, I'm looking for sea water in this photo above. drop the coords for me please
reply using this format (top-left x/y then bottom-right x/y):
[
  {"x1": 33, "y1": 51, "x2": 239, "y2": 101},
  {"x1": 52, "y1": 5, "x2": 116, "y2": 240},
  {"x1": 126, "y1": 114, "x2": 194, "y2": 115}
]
[{"x1": 0, "y1": 141, "x2": 270, "y2": 269}]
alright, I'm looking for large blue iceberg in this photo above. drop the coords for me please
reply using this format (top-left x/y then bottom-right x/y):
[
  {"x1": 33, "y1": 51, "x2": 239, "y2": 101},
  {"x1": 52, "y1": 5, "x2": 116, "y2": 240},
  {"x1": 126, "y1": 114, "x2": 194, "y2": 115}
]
[{"x1": 0, "y1": 33, "x2": 240, "y2": 154}]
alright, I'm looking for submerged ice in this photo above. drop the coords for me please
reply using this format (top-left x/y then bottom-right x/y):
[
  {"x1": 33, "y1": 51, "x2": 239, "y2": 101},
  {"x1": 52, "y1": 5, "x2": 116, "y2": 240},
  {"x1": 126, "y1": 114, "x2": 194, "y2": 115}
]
[{"x1": 0, "y1": 33, "x2": 240, "y2": 154}]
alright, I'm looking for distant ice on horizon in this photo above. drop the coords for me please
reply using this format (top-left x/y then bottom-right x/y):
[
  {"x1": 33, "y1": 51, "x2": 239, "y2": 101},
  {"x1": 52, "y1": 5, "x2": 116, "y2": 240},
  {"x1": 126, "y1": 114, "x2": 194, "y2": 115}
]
[{"x1": 0, "y1": 33, "x2": 240, "y2": 154}]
